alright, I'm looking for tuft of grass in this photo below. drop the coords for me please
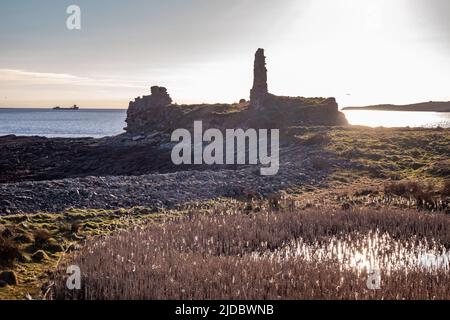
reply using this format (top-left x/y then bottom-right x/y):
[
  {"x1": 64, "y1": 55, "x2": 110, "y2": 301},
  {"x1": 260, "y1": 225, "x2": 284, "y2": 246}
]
[
  {"x1": 69, "y1": 221, "x2": 82, "y2": 235},
  {"x1": 311, "y1": 156, "x2": 329, "y2": 170},
  {"x1": 33, "y1": 229, "x2": 52, "y2": 248},
  {"x1": 301, "y1": 132, "x2": 331, "y2": 146},
  {"x1": 0, "y1": 235, "x2": 21, "y2": 267},
  {"x1": 442, "y1": 180, "x2": 450, "y2": 197}
]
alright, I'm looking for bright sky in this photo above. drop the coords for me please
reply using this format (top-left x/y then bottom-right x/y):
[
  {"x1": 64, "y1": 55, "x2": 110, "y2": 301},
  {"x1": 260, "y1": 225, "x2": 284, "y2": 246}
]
[{"x1": 0, "y1": 0, "x2": 449, "y2": 108}]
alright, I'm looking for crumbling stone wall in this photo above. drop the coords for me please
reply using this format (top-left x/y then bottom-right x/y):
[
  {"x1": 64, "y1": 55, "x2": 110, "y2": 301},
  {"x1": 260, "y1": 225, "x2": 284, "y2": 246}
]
[{"x1": 125, "y1": 86, "x2": 172, "y2": 134}]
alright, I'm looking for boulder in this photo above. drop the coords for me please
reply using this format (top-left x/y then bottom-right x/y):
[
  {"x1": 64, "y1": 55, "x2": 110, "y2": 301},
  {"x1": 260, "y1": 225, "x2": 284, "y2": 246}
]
[{"x1": 0, "y1": 270, "x2": 18, "y2": 286}]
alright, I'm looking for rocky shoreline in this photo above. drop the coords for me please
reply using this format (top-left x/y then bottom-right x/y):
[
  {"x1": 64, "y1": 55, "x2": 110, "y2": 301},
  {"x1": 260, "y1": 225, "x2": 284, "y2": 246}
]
[
  {"x1": 0, "y1": 138, "x2": 335, "y2": 214},
  {"x1": 0, "y1": 133, "x2": 179, "y2": 183}
]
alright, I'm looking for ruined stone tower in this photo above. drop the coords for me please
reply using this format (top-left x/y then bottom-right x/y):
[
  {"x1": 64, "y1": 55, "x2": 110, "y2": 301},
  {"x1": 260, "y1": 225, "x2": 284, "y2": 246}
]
[
  {"x1": 125, "y1": 86, "x2": 172, "y2": 134},
  {"x1": 250, "y1": 48, "x2": 269, "y2": 109}
]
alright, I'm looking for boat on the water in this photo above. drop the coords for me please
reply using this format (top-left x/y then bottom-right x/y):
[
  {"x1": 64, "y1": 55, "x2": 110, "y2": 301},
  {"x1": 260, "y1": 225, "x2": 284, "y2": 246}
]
[{"x1": 53, "y1": 104, "x2": 79, "y2": 110}]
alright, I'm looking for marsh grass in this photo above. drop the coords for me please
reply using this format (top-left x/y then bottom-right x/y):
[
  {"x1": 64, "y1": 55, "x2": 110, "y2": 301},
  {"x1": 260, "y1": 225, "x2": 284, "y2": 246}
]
[
  {"x1": 384, "y1": 180, "x2": 450, "y2": 211},
  {"x1": 52, "y1": 204, "x2": 450, "y2": 300}
]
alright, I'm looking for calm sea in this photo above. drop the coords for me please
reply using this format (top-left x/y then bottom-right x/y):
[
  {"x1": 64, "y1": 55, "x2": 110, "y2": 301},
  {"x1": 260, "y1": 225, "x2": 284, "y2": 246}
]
[
  {"x1": 342, "y1": 110, "x2": 450, "y2": 128},
  {"x1": 0, "y1": 108, "x2": 127, "y2": 138},
  {"x1": 0, "y1": 108, "x2": 449, "y2": 138}
]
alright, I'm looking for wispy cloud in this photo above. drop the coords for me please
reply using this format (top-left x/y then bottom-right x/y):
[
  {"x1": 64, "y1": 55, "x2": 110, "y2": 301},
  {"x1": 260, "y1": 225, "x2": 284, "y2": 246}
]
[{"x1": 0, "y1": 69, "x2": 148, "y2": 89}]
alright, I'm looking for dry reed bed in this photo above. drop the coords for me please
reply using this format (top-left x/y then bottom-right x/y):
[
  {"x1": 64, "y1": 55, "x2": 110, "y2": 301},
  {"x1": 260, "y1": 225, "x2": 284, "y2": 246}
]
[{"x1": 52, "y1": 206, "x2": 450, "y2": 299}]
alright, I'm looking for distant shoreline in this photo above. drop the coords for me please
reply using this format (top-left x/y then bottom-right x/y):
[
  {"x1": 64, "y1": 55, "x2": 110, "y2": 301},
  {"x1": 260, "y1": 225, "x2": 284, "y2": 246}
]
[
  {"x1": 0, "y1": 107, "x2": 127, "y2": 110},
  {"x1": 343, "y1": 101, "x2": 450, "y2": 112}
]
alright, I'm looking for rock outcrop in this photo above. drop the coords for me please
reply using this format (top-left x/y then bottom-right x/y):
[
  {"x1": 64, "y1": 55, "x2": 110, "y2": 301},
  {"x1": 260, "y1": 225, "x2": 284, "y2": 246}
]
[{"x1": 250, "y1": 48, "x2": 269, "y2": 109}]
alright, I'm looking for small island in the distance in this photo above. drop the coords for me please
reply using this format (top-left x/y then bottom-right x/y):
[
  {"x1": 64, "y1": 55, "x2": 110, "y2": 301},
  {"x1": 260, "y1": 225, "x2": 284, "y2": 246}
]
[
  {"x1": 53, "y1": 104, "x2": 79, "y2": 110},
  {"x1": 343, "y1": 101, "x2": 450, "y2": 112}
]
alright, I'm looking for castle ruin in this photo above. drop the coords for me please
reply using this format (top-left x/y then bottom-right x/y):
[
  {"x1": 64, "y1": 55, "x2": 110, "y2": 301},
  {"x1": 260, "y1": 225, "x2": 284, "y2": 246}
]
[
  {"x1": 250, "y1": 48, "x2": 269, "y2": 109},
  {"x1": 125, "y1": 49, "x2": 347, "y2": 134}
]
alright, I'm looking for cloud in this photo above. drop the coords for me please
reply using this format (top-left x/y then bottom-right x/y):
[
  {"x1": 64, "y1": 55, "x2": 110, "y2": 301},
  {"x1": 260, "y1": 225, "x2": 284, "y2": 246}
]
[{"x1": 0, "y1": 69, "x2": 148, "y2": 89}]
